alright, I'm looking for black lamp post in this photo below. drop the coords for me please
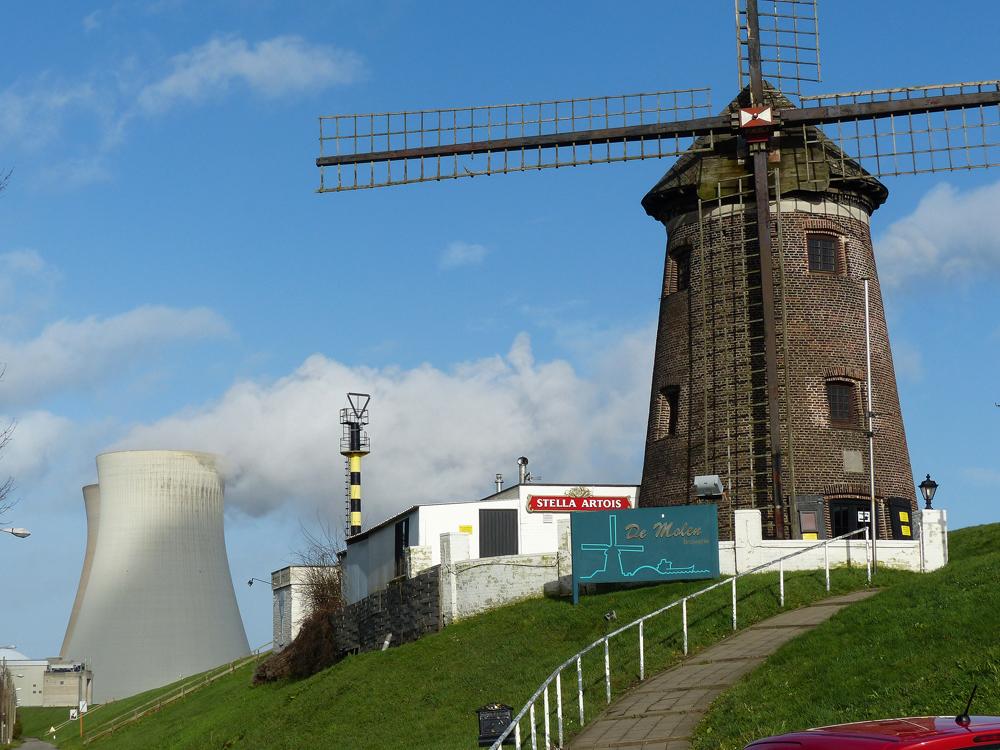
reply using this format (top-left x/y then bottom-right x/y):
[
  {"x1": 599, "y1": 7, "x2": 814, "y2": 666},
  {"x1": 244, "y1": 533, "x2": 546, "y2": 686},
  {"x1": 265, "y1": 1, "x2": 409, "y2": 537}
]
[{"x1": 919, "y1": 474, "x2": 938, "y2": 510}]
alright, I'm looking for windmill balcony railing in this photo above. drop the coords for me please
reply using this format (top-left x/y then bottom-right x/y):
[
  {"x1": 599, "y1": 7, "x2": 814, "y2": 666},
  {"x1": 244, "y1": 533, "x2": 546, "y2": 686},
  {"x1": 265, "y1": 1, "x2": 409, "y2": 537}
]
[{"x1": 489, "y1": 526, "x2": 871, "y2": 750}]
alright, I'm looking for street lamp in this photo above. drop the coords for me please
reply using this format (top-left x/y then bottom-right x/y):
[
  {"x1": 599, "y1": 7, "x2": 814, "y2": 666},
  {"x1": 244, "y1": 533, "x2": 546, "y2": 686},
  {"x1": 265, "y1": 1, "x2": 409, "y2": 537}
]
[
  {"x1": 0, "y1": 528, "x2": 30, "y2": 538},
  {"x1": 919, "y1": 474, "x2": 938, "y2": 510}
]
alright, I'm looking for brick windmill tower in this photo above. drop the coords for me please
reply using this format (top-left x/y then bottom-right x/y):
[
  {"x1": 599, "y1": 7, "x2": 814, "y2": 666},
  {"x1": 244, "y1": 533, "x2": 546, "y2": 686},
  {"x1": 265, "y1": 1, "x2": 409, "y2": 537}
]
[
  {"x1": 314, "y1": 2, "x2": 999, "y2": 547},
  {"x1": 638, "y1": 84, "x2": 913, "y2": 542}
]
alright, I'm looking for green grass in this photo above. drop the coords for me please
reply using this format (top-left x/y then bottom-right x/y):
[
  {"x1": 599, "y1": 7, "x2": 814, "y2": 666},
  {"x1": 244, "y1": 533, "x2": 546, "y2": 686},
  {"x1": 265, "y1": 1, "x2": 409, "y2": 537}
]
[
  {"x1": 17, "y1": 668, "x2": 260, "y2": 745},
  {"x1": 22, "y1": 562, "x2": 884, "y2": 750},
  {"x1": 691, "y1": 523, "x2": 1000, "y2": 750}
]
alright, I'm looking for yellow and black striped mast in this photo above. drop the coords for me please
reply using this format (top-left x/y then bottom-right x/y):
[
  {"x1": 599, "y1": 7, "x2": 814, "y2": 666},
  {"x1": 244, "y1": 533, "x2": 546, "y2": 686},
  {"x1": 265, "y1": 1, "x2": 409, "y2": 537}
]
[{"x1": 340, "y1": 393, "x2": 370, "y2": 537}]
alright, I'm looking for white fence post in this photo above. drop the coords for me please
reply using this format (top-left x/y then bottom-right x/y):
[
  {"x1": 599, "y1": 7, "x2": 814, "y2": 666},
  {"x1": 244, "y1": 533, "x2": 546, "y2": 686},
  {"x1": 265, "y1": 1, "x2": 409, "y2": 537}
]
[
  {"x1": 682, "y1": 598, "x2": 689, "y2": 654},
  {"x1": 556, "y1": 672, "x2": 563, "y2": 748},
  {"x1": 543, "y1": 686, "x2": 550, "y2": 750},
  {"x1": 824, "y1": 540, "x2": 830, "y2": 591},
  {"x1": 779, "y1": 558, "x2": 784, "y2": 607},
  {"x1": 577, "y1": 657, "x2": 584, "y2": 727},
  {"x1": 530, "y1": 702, "x2": 537, "y2": 750},
  {"x1": 639, "y1": 620, "x2": 645, "y2": 680},
  {"x1": 865, "y1": 527, "x2": 871, "y2": 583},
  {"x1": 731, "y1": 578, "x2": 737, "y2": 630},
  {"x1": 604, "y1": 640, "x2": 611, "y2": 704}
]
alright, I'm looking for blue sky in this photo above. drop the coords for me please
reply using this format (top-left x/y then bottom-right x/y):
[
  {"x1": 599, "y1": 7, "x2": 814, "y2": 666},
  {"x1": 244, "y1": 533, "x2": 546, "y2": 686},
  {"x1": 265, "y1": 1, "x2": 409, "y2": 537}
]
[{"x1": 1, "y1": 1, "x2": 998, "y2": 658}]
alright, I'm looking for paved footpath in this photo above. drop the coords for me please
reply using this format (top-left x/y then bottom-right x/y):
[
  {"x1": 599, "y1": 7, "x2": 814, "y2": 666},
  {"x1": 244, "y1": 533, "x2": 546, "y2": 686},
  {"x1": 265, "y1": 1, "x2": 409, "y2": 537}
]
[
  {"x1": 569, "y1": 589, "x2": 881, "y2": 750},
  {"x1": 19, "y1": 738, "x2": 59, "y2": 750}
]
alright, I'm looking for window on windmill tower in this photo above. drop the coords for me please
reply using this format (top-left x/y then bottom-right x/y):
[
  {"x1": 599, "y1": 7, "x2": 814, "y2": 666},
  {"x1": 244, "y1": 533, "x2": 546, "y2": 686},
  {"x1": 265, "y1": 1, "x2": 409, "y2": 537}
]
[
  {"x1": 673, "y1": 247, "x2": 692, "y2": 291},
  {"x1": 654, "y1": 385, "x2": 681, "y2": 439},
  {"x1": 807, "y1": 234, "x2": 839, "y2": 273},
  {"x1": 826, "y1": 381, "x2": 855, "y2": 426}
]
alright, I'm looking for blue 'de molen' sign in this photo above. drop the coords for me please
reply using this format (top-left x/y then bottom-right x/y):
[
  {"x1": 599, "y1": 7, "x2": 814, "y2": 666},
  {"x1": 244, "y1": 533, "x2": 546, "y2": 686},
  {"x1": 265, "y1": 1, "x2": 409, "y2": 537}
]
[{"x1": 571, "y1": 505, "x2": 719, "y2": 604}]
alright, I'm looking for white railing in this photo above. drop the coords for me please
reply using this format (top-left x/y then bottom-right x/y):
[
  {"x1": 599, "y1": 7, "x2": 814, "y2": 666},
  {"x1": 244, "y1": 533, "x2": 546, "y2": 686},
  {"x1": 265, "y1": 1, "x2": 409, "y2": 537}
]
[{"x1": 489, "y1": 528, "x2": 870, "y2": 750}]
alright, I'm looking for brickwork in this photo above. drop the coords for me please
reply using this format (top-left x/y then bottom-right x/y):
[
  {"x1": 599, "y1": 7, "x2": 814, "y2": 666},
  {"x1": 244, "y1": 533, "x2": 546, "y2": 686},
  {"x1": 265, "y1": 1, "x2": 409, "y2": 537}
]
[
  {"x1": 638, "y1": 130, "x2": 917, "y2": 541},
  {"x1": 639, "y1": 193, "x2": 917, "y2": 540}
]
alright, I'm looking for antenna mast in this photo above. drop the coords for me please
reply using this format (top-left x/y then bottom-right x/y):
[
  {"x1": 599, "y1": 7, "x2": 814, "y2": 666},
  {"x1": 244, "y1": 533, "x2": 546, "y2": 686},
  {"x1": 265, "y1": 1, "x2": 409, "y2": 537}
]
[{"x1": 340, "y1": 393, "x2": 371, "y2": 537}]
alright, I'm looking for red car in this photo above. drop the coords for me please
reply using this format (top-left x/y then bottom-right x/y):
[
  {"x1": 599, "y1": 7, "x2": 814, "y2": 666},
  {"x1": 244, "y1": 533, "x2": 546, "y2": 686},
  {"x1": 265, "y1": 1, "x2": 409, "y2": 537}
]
[{"x1": 745, "y1": 716, "x2": 1000, "y2": 750}]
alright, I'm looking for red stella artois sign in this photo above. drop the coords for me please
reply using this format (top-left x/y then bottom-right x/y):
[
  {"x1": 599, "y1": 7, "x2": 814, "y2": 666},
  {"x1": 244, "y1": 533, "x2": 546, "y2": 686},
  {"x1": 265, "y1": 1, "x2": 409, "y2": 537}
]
[{"x1": 526, "y1": 495, "x2": 632, "y2": 512}]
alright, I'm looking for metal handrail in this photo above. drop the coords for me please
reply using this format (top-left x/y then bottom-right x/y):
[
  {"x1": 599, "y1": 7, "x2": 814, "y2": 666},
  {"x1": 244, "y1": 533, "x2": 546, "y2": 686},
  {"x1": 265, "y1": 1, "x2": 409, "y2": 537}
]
[
  {"x1": 489, "y1": 527, "x2": 871, "y2": 750},
  {"x1": 81, "y1": 642, "x2": 272, "y2": 744}
]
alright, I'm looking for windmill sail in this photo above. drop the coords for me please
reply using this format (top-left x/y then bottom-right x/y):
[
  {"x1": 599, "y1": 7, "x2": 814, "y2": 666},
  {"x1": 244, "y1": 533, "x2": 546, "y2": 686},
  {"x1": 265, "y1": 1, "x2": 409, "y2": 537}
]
[
  {"x1": 317, "y1": 89, "x2": 715, "y2": 192},
  {"x1": 796, "y1": 80, "x2": 1000, "y2": 177},
  {"x1": 736, "y1": 0, "x2": 821, "y2": 97}
]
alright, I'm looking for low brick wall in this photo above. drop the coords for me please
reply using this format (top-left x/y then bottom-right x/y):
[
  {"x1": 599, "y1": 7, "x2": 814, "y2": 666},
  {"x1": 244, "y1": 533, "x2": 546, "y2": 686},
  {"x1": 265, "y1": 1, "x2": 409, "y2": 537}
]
[{"x1": 329, "y1": 565, "x2": 442, "y2": 655}]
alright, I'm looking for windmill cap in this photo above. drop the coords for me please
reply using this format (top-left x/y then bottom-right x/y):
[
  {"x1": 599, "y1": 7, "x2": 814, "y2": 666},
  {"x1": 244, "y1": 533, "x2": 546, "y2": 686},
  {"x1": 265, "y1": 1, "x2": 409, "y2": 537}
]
[{"x1": 641, "y1": 82, "x2": 888, "y2": 223}]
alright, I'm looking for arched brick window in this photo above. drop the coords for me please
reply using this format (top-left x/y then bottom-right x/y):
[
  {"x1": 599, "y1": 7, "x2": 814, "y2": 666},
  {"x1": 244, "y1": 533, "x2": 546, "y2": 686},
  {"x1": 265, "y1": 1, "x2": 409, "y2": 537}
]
[
  {"x1": 653, "y1": 385, "x2": 680, "y2": 439},
  {"x1": 668, "y1": 246, "x2": 692, "y2": 293},
  {"x1": 807, "y1": 233, "x2": 841, "y2": 274},
  {"x1": 825, "y1": 381, "x2": 856, "y2": 427}
]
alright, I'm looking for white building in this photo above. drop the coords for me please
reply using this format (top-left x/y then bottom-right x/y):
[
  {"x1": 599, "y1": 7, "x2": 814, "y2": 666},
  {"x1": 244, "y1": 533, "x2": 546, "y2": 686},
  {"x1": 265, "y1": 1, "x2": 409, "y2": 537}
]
[
  {"x1": 342, "y1": 475, "x2": 638, "y2": 605},
  {"x1": 62, "y1": 451, "x2": 250, "y2": 702},
  {"x1": 270, "y1": 566, "x2": 335, "y2": 653},
  {"x1": 0, "y1": 649, "x2": 92, "y2": 708}
]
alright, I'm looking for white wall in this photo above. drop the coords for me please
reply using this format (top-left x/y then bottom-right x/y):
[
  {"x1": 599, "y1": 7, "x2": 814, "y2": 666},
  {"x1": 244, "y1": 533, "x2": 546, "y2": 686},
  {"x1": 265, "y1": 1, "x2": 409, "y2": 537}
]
[
  {"x1": 719, "y1": 509, "x2": 948, "y2": 576},
  {"x1": 439, "y1": 518, "x2": 573, "y2": 624},
  {"x1": 345, "y1": 484, "x2": 636, "y2": 603},
  {"x1": 7, "y1": 661, "x2": 47, "y2": 707},
  {"x1": 271, "y1": 566, "x2": 337, "y2": 653}
]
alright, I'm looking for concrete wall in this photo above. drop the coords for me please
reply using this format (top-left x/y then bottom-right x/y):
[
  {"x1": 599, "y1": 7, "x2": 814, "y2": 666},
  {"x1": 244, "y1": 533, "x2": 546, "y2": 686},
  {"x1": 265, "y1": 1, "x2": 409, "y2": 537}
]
[
  {"x1": 63, "y1": 450, "x2": 250, "y2": 702},
  {"x1": 439, "y1": 518, "x2": 573, "y2": 625},
  {"x1": 7, "y1": 661, "x2": 47, "y2": 707},
  {"x1": 719, "y1": 508, "x2": 947, "y2": 576},
  {"x1": 60, "y1": 484, "x2": 100, "y2": 659},
  {"x1": 271, "y1": 566, "x2": 337, "y2": 653},
  {"x1": 42, "y1": 668, "x2": 93, "y2": 708}
]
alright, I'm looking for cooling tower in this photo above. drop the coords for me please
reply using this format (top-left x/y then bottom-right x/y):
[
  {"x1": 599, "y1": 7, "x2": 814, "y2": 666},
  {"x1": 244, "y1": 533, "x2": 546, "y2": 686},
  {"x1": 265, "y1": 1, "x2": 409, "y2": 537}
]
[
  {"x1": 62, "y1": 451, "x2": 250, "y2": 702},
  {"x1": 60, "y1": 484, "x2": 100, "y2": 658}
]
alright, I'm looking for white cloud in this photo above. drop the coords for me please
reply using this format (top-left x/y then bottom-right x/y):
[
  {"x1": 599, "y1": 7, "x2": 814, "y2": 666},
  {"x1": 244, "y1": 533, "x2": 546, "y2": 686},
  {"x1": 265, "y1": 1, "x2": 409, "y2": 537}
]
[
  {"x1": 82, "y1": 10, "x2": 100, "y2": 33},
  {"x1": 963, "y1": 467, "x2": 1000, "y2": 486},
  {"x1": 0, "y1": 249, "x2": 62, "y2": 334},
  {"x1": 0, "y1": 81, "x2": 105, "y2": 149},
  {"x1": 875, "y1": 179, "x2": 1000, "y2": 287},
  {"x1": 1, "y1": 33, "x2": 364, "y2": 176},
  {"x1": 112, "y1": 329, "x2": 654, "y2": 520},
  {"x1": 890, "y1": 339, "x2": 923, "y2": 382},
  {"x1": 30, "y1": 156, "x2": 113, "y2": 192},
  {"x1": 136, "y1": 34, "x2": 365, "y2": 114},
  {"x1": 0, "y1": 411, "x2": 79, "y2": 483},
  {"x1": 439, "y1": 241, "x2": 488, "y2": 270},
  {"x1": 0, "y1": 305, "x2": 231, "y2": 406}
]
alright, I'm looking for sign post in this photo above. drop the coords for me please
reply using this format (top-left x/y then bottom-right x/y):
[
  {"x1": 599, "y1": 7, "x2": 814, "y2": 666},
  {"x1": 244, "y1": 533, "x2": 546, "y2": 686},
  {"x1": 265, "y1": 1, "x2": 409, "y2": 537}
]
[{"x1": 571, "y1": 506, "x2": 719, "y2": 604}]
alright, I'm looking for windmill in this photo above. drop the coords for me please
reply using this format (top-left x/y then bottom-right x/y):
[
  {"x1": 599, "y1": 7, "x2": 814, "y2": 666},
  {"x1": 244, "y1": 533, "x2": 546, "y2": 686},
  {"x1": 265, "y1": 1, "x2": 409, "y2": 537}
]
[{"x1": 315, "y1": 1, "x2": 998, "y2": 544}]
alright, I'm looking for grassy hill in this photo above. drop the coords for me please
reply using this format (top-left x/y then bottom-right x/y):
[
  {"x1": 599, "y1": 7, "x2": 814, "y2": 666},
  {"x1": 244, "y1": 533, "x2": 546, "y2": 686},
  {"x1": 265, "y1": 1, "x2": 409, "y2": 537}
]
[
  {"x1": 18, "y1": 561, "x2": 885, "y2": 750},
  {"x1": 691, "y1": 523, "x2": 1000, "y2": 750}
]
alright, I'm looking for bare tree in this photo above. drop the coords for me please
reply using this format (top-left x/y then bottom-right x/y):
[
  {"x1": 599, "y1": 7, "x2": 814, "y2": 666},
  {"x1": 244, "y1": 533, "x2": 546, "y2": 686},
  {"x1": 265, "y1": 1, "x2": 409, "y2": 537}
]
[
  {"x1": 252, "y1": 515, "x2": 347, "y2": 685},
  {"x1": 0, "y1": 169, "x2": 15, "y2": 523},
  {"x1": 0, "y1": 418, "x2": 14, "y2": 523},
  {"x1": 293, "y1": 515, "x2": 345, "y2": 614}
]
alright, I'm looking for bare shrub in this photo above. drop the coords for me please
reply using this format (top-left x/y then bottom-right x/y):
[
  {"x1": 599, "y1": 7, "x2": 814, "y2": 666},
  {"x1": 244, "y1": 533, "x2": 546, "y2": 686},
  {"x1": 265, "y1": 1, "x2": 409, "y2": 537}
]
[{"x1": 252, "y1": 518, "x2": 346, "y2": 685}]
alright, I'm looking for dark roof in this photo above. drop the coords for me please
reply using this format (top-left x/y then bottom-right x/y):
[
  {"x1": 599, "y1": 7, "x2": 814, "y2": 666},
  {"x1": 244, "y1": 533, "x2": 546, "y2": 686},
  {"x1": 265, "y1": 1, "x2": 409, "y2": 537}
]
[{"x1": 641, "y1": 83, "x2": 888, "y2": 223}]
